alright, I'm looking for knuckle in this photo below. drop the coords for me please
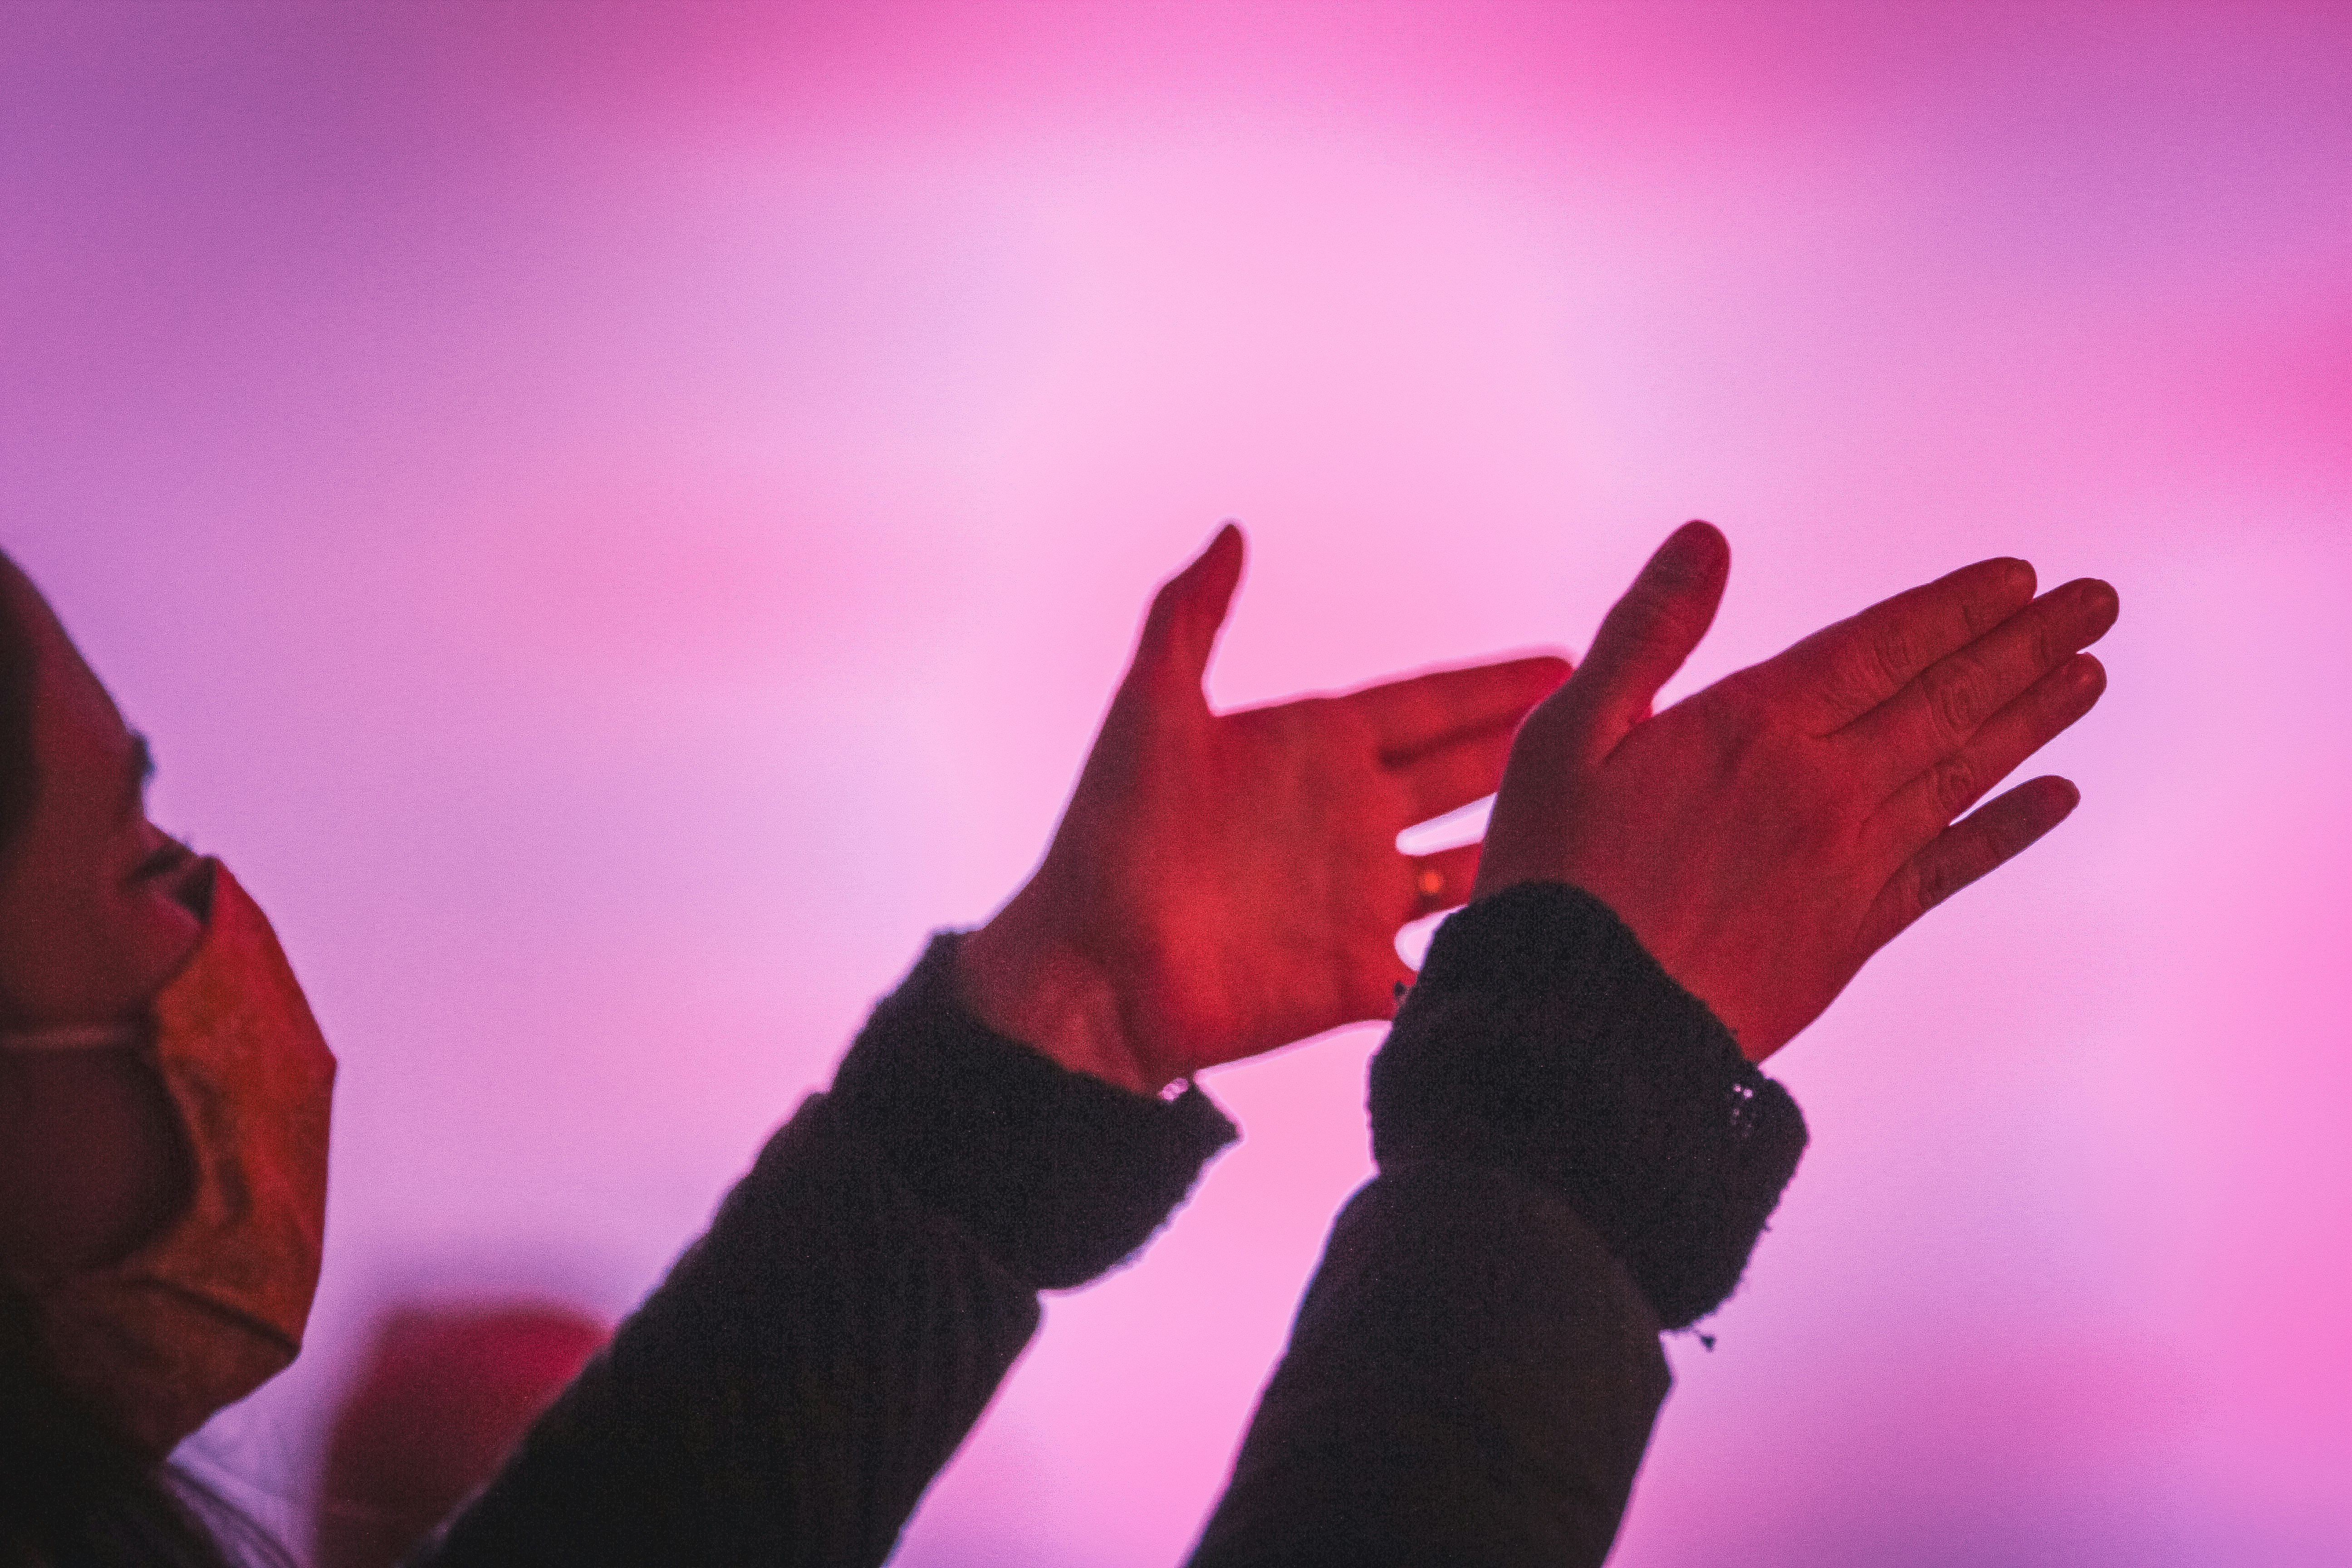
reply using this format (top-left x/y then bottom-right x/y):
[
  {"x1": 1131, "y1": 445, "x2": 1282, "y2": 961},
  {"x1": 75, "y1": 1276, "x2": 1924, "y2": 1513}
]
[
  {"x1": 2032, "y1": 616, "x2": 2072, "y2": 671},
  {"x1": 1910, "y1": 852, "x2": 1961, "y2": 914},
  {"x1": 1919, "y1": 658, "x2": 1989, "y2": 738},
  {"x1": 1813, "y1": 620, "x2": 1920, "y2": 725},
  {"x1": 2023, "y1": 681, "x2": 2080, "y2": 739},
  {"x1": 1868, "y1": 618, "x2": 1924, "y2": 696},
  {"x1": 1622, "y1": 583, "x2": 1697, "y2": 650},
  {"x1": 1710, "y1": 706, "x2": 1777, "y2": 778},
  {"x1": 1816, "y1": 660, "x2": 1879, "y2": 727},
  {"x1": 1960, "y1": 559, "x2": 2034, "y2": 636},
  {"x1": 1926, "y1": 753, "x2": 1980, "y2": 820}
]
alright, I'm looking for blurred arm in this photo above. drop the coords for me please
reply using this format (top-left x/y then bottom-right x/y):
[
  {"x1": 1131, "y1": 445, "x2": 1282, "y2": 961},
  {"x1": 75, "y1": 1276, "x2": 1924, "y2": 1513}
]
[{"x1": 419, "y1": 934, "x2": 1235, "y2": 1568}]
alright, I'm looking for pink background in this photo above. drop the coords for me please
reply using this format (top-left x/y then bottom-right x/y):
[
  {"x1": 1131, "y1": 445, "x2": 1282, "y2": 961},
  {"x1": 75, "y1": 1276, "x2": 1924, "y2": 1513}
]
[{"x1": 5, "y1": 4, "x2": 2347, "y2": 1562}]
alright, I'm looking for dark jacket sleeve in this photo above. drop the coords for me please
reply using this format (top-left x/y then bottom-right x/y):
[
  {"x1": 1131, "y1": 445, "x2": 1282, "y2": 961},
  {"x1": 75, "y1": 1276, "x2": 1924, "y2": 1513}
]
[
  {"x1": 418, "y1": 932, "x2": 1236, "y2": 1568},
  {"x1": 1189, "y1": 883, "x2": 1808, "y2": 1568}
]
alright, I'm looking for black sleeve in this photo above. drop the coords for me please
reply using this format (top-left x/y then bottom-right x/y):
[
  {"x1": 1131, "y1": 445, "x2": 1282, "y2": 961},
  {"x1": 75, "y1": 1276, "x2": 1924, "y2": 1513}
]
[
  {"x1": 1189, "y1": 883, "x2": 1808, "y2": 1568},
  {"x1": 419, "y1": 933, "x2": 1236, "y2": 1568}
]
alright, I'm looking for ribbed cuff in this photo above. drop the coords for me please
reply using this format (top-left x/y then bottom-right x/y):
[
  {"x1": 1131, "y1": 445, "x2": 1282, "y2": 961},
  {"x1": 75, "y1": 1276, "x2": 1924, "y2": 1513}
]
[
  {"x1": 1369, "y1": 883, "x2": 1807, "y2": 1329},
  {"x1": 828, "y1": 933, "x2": 1239, "y2": 1292}
]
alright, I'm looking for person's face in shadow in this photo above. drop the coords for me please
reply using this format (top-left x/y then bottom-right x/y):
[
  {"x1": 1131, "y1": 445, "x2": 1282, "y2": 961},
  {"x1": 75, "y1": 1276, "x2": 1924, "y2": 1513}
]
[
  {"x1": 0, "y1": 560, "x2": 210, "y2": 1278},
  {"x1": 0, "y1": 562, "x2": 207, "y2": 1029}
]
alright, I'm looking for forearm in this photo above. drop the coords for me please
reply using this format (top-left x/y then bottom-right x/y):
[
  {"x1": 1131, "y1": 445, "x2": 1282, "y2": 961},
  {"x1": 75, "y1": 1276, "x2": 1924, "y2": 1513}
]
[
  {"x1": 421, "y1": 1096, "x2": 1040, "y2": 1568},
  {"x1": 1194, "y1": 883, "x2": 1807, "y2": 1568},
  {"x1": 423, "y1": 935, "x2": 1236, "y2": 1568},
  {"x1": 1189, "y1": 1164, "x2": 1669, "y2": 1568}
]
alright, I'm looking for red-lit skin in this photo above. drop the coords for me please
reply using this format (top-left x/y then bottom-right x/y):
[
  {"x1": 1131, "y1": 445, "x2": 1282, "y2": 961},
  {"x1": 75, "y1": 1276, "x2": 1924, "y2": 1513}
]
[
  {"x1": 0, "y1": 559, "x2": 213, "y2": 1279},
  {"x1": 310, "y1": 529, "x2": 1562, "y2": 1551},
  {"x1": 959, "y1": 524, "x2": 1569, "y2": 1096},
  {"x1": 316, "y1": 1304, "x2": 612, "y2": 1568},
  {"x1": 1475, "y1": 520, "x2": 2119, "y2": 1063}
]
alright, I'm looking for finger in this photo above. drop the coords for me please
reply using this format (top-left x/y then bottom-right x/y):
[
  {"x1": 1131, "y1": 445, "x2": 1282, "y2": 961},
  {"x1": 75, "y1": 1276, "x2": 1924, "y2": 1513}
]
[
  {"x1": 1838, "y1": 578, "x2": 2118, "y2": 797},
  {"x1": 1333, "y1": 654, "x2": 1568, "y2": 763},
  {"x1": 1131, "y1": 522, "x2": 1245, "y2": 694},
  {"x1": 1392, "y1": 719, "x2": 1517, "y2": 825},
  {"x1": 1869, "y1": 652, "x2": 2106, "y2": 852},
  {"x1": 1859, "y1": 775, "x2": 2080, "y2": 956},
  {"x1": 1767, "y1": 557, "x2": 2039, "y2": 734},
  {"x1": 1558, "y1": 520, "x2": 1730, "y2": 761},
  {"x1": 1406, "y1": 843, "x2": 1484, "y2": 921}
]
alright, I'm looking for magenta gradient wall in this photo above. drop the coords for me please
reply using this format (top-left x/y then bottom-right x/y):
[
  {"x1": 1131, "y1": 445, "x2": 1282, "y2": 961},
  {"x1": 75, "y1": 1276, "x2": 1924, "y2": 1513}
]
[{"x1": 6, "y1": 5, "x2": 2348, "y2": 1563}]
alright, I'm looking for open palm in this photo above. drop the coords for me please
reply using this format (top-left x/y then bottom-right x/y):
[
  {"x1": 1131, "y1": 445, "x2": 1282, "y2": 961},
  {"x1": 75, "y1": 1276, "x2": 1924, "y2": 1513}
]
[{"x1": 959, "y1": 526, "x2": 1565, "y2": 1094}]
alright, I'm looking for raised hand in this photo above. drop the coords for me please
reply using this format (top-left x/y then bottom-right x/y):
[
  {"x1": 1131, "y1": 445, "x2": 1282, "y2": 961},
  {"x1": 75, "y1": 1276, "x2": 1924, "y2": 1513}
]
[
  {"x1": 959, "y1": 525, "x2": 1568, "y2": 1095},
  {"x1": 1476, "y1": 521, "x2": 2117, "y2": 1062}
]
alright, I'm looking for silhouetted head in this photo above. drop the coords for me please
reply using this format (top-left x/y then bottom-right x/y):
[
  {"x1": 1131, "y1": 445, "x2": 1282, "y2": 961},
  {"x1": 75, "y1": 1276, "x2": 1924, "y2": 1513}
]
[
  {"x1": 0, "y1": 557, "x2": 208, "y2": 1031},
  {"x1": 0, "y1": 556, "x2": 271, "y2": 1564}
]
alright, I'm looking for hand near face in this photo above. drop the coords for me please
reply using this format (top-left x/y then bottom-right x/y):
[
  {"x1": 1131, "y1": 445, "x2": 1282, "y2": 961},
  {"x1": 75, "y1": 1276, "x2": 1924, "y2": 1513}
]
[
  {"x1": 959, "y1": 525, "x2": 1567, "y2": 1095},
  {"x1": 1476, "y1": 521, "x2": 2117, "y2": 1063}
]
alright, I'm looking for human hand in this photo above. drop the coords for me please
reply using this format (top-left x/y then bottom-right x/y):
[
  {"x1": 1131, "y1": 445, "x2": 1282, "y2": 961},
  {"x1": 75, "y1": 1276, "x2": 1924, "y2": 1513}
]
[
  {"x1": 959, "y1": 525, "x2": 1567, "y2": 1095},
  {"x1": 317, "y1": 1304, "x2": 610, "y2": 1568},
  {"x1": 1475, "y1": 521, "x2": 2117, "y2": 1063}
]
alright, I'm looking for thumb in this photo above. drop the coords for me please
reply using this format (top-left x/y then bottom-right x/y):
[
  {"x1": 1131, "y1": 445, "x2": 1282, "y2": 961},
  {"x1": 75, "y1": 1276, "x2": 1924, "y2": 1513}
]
[
  {"x1": 1566, "y1": 520, "x2": 1730, "y2": 758},
  {"x1": 1132, "y1": 521, "x2": 1245, "y2": 696}
]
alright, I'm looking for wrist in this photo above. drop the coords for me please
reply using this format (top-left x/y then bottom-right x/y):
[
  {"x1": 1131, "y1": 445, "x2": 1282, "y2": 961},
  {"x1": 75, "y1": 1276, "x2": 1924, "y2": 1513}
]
[
  {"x1": 956, "y1": 902, "x2": 1164, "y2": 1097},
  {"x1": 1370, "y1": 881, "x2": 1807, "y2": 1329}
]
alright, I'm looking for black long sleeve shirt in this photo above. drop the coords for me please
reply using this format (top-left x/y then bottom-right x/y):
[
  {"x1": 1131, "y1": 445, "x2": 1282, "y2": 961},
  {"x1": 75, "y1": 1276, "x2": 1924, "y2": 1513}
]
[
  {"x1": 421, "y1": 883, "x2": 1807, "y2": 1567},
  {"x1": 1190, "y1": 882, "x2": 1807, "y2": 1566}
]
